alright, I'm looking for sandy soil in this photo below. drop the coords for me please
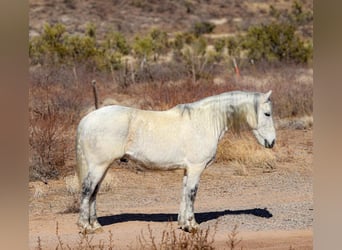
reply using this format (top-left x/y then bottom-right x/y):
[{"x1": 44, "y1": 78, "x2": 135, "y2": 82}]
[{"x1": 29, "y1": 129, "x2": 313, "y2": 249}]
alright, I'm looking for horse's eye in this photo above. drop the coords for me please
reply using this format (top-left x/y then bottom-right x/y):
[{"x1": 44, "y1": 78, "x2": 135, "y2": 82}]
[{"x1": 264, "y1": 112, "x2": 271, "y2": 117}]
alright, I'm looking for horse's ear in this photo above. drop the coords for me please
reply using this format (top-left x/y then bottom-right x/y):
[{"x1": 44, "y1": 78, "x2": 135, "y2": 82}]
[{"x1": 262, "y1": 90, "x2": 272, "y2": 103}]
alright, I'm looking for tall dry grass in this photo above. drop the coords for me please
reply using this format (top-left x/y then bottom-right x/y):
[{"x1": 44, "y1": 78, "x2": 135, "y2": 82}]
[
  {"x1": 216, "y1": 132, "x2": 276, "y2": 174},
  {"x1": 36, "y1": 221, "x2": 246, "y2": 250},
  {"x1": 137, "y1": 223, "x2": 217, "y2": 250}
]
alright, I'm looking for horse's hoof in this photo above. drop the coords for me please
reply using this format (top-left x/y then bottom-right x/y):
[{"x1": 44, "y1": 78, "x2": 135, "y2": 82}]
[
  {"x1": 77, "y1": 222, "x2": 94, "y2": 235},
  {"x1": 79, "y1": 227, "x2": 93, "y2": 235},
  {"x1": 180, "y1": 224, "x2": 199, "y2": 233}
]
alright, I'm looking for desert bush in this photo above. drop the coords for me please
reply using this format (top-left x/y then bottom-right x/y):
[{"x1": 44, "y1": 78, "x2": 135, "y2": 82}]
[
  {"x1": 29, "y1": 23, "x2": 69, "y2": 65},
  {"x1": 175, "y1": 35, "x2": 222, "y2": 83},
  {"x1": 29, "y1": 22, "x2": 130, "y2": 75},
  {"x1": 269, "y1": 1, "x2": 313, "y2": 27},
  {"x1": 29, "y1": 87, "x2": 70, "y2": 181},
  {"x1": 242, "y1": 22, "x2": 312, "y2": 64},
  {"x1": 191, "y1": 21, "x2": 216, "y2": 37},
  {"x1": 28, "y1": 66, "x2": 90, "y2": 181},
  {"x1": 213, "y1": 38, "x2": 226, "y2": 54},
  {"x1": 130, "y1": 29, "x2": 170, "y2": 83},
  {"x1": 29, "y1": 110, "x2": 67, "y2": 181},
  {"x1": 133, "y1": 29, "x2": 169, "y2": 62},
  {"x1": 220, "y1": 1, "x2": 313, "y2": 67}
]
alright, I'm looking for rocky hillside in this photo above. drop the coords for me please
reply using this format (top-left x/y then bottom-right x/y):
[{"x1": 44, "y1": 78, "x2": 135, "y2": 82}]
[{"x1": 29, "y1": 0, "x2": 313, "y2": 39}]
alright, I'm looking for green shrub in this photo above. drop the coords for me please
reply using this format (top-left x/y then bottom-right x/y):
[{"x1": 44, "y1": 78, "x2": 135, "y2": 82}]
[
  {"x1": 133, "y1": 29, "x2": 169, "y2": 62},
  {"x1": 191, "y1": 21, "x2": 215, "y2": 37},
  {"x1": 29, "y1": 23, "x2": 69, "y2": 65},
  {"x1": 214, "y1": 38, "x2": 226, "y2": 53},
  {"x1": 242, "y1": 22, "x2": 312, "y2": 64},
  {"x1": 65, "y1": 34, "x2": 97, "y2": 64},
  {"x1": 226, "y1": 37, "x2": 241, "y2": 58},
  {"x1": 102, "y1": 31, "x2": 130, "y2": 55},
  {"x1": 149, "y1": 28, "x2": 169, "y2": 61}
]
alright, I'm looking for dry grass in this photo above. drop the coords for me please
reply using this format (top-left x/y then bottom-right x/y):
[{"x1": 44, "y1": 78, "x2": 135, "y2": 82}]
[
  {"x1": 36, "y1": 222, "x2": 115, "y2": 250},
  {"x1": 137, "y1": 222, "x2": 218, "y2": 250},
  {"x1": 34, "y1": 221, "x2": 249, "y2": 249},
  {"x1": 216, "y1": 132, "x2": 276, "y2": 174},
  {"x1": 36, "y1": 221, "x2": 232, "y2": 250},
  {"x1": 226, "y1": 225, "x2": 243, "y2": 250},
  {"x1": 276, "y1": 115, "x2": 313, "y2": 130},
  {"x1": 99, "y1": 172, "x2": 118, "y2": 194}
]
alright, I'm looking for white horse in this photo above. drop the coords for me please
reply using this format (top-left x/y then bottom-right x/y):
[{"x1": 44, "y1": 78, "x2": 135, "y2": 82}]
[{"x1": 75, "y1": 90, "x2": 276, "y2": 233}]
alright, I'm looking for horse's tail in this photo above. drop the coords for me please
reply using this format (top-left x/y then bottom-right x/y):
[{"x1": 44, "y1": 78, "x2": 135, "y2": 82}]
[{"x1": 75, "y1": 126, "x2": 88, "y2": 189}]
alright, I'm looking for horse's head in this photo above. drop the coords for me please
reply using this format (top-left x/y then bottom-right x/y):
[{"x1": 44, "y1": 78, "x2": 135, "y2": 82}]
[{"x1": 247, "y1": 91, "x2": 276, "y2": 149}]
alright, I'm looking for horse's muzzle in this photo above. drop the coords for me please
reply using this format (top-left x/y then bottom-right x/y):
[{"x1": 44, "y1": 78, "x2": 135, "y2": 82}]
[{"x1": 265, "y1": 139, "x2": 275, "y2": 148}]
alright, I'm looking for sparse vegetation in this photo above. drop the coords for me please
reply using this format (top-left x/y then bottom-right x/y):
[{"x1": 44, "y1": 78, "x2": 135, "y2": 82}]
[
  {"x1": 36, "y1": 222, "x2": 245, "y2": 249},
  {"x1": 137, "y1": 223, "x2": 217, "y2": 250},
  {"x1": 29, "y1": 1, "x2": 313, "y2": 247}
]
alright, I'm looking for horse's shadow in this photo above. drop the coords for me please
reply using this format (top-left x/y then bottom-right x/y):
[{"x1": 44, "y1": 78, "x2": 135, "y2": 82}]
[{"x1": 98, "y1": 208, "x2": 272, "y2": 226}]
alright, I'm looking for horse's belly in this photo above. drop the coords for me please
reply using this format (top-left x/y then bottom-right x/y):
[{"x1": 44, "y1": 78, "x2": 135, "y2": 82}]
[{"x1": 124, "y1": 145, "x2": 186, "y2": 170}]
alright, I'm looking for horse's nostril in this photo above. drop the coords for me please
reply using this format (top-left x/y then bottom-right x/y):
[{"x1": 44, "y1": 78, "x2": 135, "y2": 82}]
[{"x1": 265, "y1": 139, "x2": 275, "y2": 148}]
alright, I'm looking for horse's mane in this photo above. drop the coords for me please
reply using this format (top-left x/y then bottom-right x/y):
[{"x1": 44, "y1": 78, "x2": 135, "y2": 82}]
[{"x1": 173, "y1": 91, "x2": 261, "y2": 130}]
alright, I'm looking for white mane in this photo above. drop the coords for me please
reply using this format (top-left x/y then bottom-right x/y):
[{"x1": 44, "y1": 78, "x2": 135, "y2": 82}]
[{"x1": 173, "y1": 91, "x2": 261, "y2": 132}]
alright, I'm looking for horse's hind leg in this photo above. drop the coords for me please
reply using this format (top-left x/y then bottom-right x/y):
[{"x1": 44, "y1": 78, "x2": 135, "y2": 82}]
[
  {"x1": 89, "y1": 168, "x2": 110, "y2": 231},
  {"x1": 78, "y1": 165, "x2": 108, "y2": 233}
]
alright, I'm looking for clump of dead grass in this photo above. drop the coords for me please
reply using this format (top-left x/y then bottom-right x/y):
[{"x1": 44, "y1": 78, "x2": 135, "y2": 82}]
[
  {"x1": 216, "y1": 132, "x2": 276, "y2": 174},
  {"x1": 137, "y1": 222, "x2": 218, "y2": 249},
  {"x1": 36, "y1": 222, "x2": 115, "y2": 250}
]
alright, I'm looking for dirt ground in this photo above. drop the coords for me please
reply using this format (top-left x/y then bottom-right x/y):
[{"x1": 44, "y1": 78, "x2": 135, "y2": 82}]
[{"x1": 29, "y1": 129, "x2": 313, "y2": 249}]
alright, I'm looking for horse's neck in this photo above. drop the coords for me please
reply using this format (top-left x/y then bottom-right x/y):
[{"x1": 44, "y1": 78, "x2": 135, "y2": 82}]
[{"x1": 194, "y1": 93, "x2": 255, "y2": 139}]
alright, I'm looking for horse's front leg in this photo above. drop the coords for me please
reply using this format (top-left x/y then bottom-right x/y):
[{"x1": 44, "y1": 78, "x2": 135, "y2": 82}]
[
  {"x1": 178, "y1": 170, "x2": 187, "y2": 227},
  {"x1": 178, "y1": 166, "x2": 203, "y2": 233}
]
